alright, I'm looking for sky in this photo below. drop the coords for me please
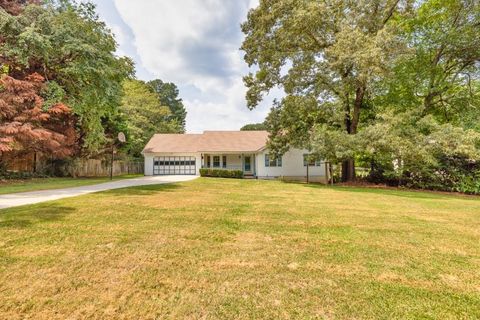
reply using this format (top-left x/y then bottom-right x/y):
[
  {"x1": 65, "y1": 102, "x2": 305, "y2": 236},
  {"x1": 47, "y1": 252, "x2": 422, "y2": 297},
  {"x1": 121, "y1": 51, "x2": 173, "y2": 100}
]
[{"x1": 89, "y1": 0, "x2": 277, "y2": 133}]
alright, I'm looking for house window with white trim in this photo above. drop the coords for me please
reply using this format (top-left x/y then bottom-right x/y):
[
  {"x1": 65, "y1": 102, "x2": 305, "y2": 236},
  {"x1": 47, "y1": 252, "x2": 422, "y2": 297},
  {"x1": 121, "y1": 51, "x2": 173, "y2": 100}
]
[
  {"x1": 213, "y1": 156, "x2": 220, "y2": 168},
  {"x1": 265, "y1": 154, "x2": 282, "y2": 167},
  {"x1": 222, "y1": 156, "x2": 227, "y2": 168},
  {"x1": 303, "y1": 154, "x2": 322, "y2": 167}
]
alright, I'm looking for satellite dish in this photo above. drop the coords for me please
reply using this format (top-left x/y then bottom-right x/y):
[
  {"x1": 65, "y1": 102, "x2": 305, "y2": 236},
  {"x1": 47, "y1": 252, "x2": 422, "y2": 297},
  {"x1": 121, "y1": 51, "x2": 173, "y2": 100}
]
[{"x1": 118, "y1": 132, "x2": 126, "y2": 143}]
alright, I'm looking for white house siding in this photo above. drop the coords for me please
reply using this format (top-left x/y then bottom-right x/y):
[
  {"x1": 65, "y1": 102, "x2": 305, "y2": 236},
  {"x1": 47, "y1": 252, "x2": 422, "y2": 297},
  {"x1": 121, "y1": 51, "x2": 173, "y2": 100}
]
[
  {"x1": 144, "y1": 149, "x2": 328, "y2": 183},
  {"x1": 144, "y1": 154, "x2": 154, "y2": 176},
  {"x1": 224, "y1": 154, "x2": 243, "y2": 170},
  {"x1": 202, "y1": 153, "x2": 243, "y2": 170},
  {"x1": 143, "y1": 152, "x2": 202, "y2": 176},
  {"x1": 255, "y1": 148, "x2": 328, "y2": 183}
]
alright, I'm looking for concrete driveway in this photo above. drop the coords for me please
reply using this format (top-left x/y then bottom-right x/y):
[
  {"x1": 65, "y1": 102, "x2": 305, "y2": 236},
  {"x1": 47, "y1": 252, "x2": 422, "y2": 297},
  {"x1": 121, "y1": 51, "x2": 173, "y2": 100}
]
[{"x1": 0, "y1": 175, "x2": 198, "y2": 210}]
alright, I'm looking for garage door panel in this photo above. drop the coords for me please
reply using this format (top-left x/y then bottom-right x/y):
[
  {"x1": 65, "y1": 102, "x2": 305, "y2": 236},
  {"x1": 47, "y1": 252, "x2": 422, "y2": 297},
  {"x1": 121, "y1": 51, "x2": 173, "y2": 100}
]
[{"x1": 153, "y1": 156, "x2": 196, "y2": 175}]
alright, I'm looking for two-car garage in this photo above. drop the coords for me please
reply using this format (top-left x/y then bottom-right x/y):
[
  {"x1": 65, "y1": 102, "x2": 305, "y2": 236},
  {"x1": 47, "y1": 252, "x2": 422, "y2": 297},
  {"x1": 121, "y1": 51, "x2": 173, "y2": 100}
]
[{"x1": 152, "y1": 156, "x2": 196, "y2": 175}]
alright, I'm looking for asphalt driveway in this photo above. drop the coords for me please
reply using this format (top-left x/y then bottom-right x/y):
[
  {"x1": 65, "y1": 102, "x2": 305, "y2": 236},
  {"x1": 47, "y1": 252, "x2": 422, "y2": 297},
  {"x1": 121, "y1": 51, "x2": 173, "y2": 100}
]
[{"x1": 0, "y1": 175, "x2": 198, "y2": 210}]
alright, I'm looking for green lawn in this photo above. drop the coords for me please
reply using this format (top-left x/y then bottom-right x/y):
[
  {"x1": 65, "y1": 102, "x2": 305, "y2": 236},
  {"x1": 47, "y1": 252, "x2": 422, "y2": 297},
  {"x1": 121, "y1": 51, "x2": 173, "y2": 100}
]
[
  {"x1": 0, "y1": 178, "x2": 479, "y2": 319},
  {"x1": 0, "y1": 174, "x2": 142, "y2": 195}
]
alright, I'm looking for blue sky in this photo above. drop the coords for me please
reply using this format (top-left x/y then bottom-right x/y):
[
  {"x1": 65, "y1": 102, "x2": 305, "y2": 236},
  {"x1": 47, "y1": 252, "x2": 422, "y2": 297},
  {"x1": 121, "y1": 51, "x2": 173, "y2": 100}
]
[{"x1": 90, "y1": 0, "x2": 276, "y2": 133}]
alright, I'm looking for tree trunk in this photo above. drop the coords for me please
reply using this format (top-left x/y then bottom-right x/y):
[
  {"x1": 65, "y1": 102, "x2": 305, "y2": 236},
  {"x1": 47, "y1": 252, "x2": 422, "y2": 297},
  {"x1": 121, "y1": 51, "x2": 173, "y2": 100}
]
[
  {"x1": 341, "y1": 159, "x2": 355, "y2": 182},
  {"x1": 33, "y1": 152, "x2": 37, "y2": 173},
  {"x1": 340, "y1": 86, "x2": 365, "y2": 182}
]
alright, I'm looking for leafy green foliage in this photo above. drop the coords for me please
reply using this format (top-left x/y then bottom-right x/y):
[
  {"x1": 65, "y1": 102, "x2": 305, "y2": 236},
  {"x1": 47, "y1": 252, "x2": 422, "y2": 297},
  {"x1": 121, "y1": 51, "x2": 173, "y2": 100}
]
[
  {"x1": 378, "y1": 0, "x2": 480, "y2": 126},
  {"x1": 242, "y1": 0, "x2": 413, "y2": 181},
  {"x1": 358, "y1": 111, "x2": 480, "y2": 193},
  {"x1": 0, "y1": 1, "x2": 133, "y2": 153},
  {"x1": 242, "y1": 0, "x2": 480, "y2": 190},
  {"x1": 120, "y1": 80, "x2": 181, "y2": 157},
  {"x1": 199, "y1": 168, "x2": 244, "y2": 179},
  {"x1": 147, "y1": 79, "x2": 187, "y2": 132},
  {"x1": 240, "y1": 122, "x2": 267, "y2": 131}
]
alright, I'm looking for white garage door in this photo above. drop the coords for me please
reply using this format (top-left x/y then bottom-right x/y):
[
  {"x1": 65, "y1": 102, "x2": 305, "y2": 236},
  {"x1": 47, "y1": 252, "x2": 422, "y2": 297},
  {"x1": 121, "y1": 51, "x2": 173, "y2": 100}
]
[{"x1": 153, "y1": 156, "x2": 196, "y2": 175}]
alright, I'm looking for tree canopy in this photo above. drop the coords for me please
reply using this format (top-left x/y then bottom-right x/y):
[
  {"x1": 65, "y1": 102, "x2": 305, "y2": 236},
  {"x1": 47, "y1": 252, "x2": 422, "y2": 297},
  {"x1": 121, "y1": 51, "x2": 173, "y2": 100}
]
[
  {"x1": 147, "y1": 79, "x2": 187, "y2": 132},
  {"x1": 242, "y1": 0, "x2": 480, "y2": 189},
  {"x1": 242, "y1": 0, "x2": 414, "y2": 180},
  {"x1": 240, "y1": 122, "x2": 267, "y2": 131},
  {"x1": 0, "y1": 0, "x2": 133, "y2": 158},
  {"x1": 120, "y1": 79, "x2": 182, "y2": 157}
]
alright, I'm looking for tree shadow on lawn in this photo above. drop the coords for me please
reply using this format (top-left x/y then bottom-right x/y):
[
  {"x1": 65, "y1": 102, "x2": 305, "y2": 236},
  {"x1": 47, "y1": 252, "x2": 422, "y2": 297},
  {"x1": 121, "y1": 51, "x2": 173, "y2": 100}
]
[
  {"x1": 100, "y1": 183, "x2": 184, "y2": 197},
  {"x1": 292, "y1": 181, "x2": 479, "y2": 201},
  {"x1": 0, "y1": 203, "x2": 76, "y2": 229}
]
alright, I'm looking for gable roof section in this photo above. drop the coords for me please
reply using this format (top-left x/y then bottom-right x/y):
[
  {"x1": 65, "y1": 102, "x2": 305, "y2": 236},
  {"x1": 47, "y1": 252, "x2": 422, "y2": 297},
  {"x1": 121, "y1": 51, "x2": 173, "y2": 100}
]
[{"x1": 142, "y1": 131, "x2": 269, "y2": 154}]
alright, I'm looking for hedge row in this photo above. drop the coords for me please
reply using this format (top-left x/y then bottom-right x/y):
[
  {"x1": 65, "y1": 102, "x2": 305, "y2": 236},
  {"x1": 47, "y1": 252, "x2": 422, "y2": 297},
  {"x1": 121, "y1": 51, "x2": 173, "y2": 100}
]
[{"x1": 199, "y1": 168, "x2": 243, "y2": 179}]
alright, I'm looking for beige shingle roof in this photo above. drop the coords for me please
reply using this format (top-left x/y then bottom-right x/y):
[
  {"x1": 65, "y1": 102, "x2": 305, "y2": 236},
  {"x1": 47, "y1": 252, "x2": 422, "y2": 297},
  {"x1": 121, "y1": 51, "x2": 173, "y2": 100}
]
[{"x1": 142, "y1": 131, "x2": 269, "y2": 154}]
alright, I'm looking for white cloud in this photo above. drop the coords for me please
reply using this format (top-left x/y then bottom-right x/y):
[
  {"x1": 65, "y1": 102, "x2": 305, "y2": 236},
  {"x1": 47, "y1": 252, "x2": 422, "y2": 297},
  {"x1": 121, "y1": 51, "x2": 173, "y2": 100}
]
[
  {"x1": 185, "y1": 78, "x2": 270, "y2": 132},
  {"x1": 113, "y1": 0, "x2": 244, "y2": 85},
  {"x1": 111, "y1": 0, "x2": 275, "y2": 132}
]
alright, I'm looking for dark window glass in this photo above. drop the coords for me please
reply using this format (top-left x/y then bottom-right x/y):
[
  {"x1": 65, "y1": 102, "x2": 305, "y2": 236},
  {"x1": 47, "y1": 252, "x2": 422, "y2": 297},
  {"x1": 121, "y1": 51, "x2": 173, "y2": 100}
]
[
  {"x1": 265, "y1": 154, "x2": 282, "y2": 167},
  {"x1": 303, "y1": 154, "x2": 321, "y2": 167},
  {"x1": 213, "y1": 156, "x2": 220, "y2": 168}
]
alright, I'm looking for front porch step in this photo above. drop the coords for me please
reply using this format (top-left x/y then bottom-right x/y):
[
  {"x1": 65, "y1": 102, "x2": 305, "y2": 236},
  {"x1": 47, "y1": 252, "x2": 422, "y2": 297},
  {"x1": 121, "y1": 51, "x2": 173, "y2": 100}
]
[{"x1": 244, "y1": 175, "x2": 256, "y2": 179}]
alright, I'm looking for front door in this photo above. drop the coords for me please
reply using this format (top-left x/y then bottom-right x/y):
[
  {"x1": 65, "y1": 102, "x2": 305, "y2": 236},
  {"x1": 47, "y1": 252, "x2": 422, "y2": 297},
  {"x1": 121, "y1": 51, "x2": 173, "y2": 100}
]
[{"x1": 244, "y1": 156, "x2": 251, "y2": 173}]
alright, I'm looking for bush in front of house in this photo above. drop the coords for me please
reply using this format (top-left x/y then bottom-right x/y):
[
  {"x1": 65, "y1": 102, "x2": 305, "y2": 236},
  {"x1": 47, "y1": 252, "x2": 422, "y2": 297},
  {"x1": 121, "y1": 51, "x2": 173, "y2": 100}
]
[{"x1": 199, "y1": 168, "x2": 244, "y2": 179}]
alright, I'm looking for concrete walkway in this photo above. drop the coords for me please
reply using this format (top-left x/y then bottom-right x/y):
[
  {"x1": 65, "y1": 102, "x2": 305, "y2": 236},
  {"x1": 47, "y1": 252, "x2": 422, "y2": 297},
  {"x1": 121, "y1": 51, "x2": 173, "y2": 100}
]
[{"x1": 0, "y1": 175, "x2": 198, "y2": 210}]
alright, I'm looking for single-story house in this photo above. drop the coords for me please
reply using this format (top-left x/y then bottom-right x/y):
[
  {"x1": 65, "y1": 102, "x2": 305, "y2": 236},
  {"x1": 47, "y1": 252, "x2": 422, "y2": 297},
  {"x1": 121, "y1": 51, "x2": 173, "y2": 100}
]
[{"x1": 142, "y1": 130, "x2": 329, "y2": 183}]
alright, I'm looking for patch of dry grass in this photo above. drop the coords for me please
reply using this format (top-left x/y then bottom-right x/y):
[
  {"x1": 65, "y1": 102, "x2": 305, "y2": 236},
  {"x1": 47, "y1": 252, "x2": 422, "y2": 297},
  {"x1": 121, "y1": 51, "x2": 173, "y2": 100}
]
[{"x1": 0, "y1": 178, "x2": 479, "y2": 319}]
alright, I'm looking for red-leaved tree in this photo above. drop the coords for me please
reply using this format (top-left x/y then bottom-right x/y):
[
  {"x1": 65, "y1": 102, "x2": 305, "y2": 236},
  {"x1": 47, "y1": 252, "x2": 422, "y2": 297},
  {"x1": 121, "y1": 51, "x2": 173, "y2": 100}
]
[
  {"x1": 0, "y1": 0, "x2": 40, "y2": 15},
  {"x1": 0, "y1": 73, "x2": 76, "y2": 158}
]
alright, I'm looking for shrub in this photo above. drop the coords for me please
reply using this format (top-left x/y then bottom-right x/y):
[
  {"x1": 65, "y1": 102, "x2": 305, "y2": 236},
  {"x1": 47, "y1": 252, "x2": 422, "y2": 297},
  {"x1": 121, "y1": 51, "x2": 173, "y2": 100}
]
[
  {"x1": 0, "y1": 171, "x2": 49, "y2": 180},
  {"x1": 366, "y1": 156, "x2": 480, "y2": 195},
  {"x1": 199, "y1": 168, "x2": 244, "y2": 179}
]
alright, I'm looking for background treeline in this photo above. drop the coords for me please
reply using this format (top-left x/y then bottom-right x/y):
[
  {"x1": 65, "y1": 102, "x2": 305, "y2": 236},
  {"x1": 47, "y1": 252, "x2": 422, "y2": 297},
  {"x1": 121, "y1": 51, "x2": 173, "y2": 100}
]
[
  {"x1": 0, "y1": 0, "x2": 186, "y2": 175},
  {"x1": 242, "y1": 0, "x2": 480, "y2": 193}
]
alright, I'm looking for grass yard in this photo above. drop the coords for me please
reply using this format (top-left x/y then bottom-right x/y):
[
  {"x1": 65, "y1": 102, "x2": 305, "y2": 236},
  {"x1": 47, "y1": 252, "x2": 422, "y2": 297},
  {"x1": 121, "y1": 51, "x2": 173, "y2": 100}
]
[
  {"x1": 0, "y1": 178, "x2": 479, "y2": 319},
  {"x1": 0, "y1": 174, "x2": 142, "y2": 195}
]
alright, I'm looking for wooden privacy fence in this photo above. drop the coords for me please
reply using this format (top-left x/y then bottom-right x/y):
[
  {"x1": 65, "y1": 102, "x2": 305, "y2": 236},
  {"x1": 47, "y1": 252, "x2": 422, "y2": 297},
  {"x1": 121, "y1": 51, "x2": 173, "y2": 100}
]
[
  {"x1": 68, "y1": 159, "x2": 144, "y2": 177},
  {"x1": 2, "y1": 153, "x2": 144, "y2": 177}
]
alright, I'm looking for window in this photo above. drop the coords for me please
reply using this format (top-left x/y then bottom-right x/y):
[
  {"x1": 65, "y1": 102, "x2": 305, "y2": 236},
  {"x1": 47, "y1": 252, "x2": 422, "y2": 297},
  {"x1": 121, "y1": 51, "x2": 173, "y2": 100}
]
[
  {"x1": 303, "y1": 154, "x2": 322, "y2": 167},
  {"x1": 213, "y1": 156, "x2": 220, "y2": 168},
  {"x1": 265, "y1": 154, "x2": 282, "y2": 167},
  {"x1": 222, "y1": 156, "x2": 227, "y2": 168},
  {"x1": 207, "y1": 156, "x2": 211, "y2": 167}
]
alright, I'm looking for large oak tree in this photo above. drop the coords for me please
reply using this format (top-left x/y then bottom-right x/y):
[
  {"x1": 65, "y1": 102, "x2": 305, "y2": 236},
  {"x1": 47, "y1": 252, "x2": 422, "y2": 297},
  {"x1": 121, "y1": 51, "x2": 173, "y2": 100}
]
[{"x1": 241, "y1": 0, "x2": 413, "y2": 181}]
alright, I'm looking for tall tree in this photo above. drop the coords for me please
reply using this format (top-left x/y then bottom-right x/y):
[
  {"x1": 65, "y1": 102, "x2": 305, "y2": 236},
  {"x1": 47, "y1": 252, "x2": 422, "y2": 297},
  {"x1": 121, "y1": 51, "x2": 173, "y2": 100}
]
[
  {"x1": 148, "y1": 79, "x2": 187, "y2": 132},
  {"x1": 0, "y1": 1, "x2": 133, "y2": 155},
  {"x1": 379, "y1": 0, "x2": 480, "y2": 127},
  {"x1": 241, "y1": 0, "x2": 413, "y2": 181},
  {"x1": 120, "y1": 80, "x2": 181, "y2": 157}
]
